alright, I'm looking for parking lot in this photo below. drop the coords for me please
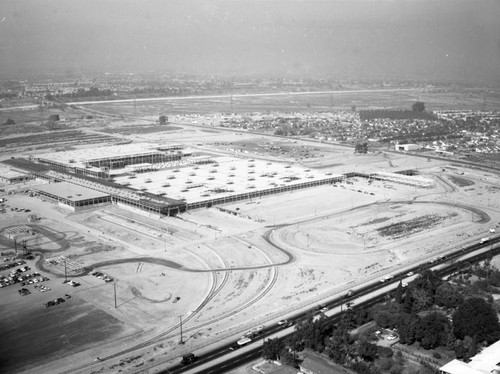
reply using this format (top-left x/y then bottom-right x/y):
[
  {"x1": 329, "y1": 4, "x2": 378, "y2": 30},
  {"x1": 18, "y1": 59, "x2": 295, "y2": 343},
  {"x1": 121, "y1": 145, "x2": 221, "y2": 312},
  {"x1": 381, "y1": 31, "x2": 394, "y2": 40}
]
[{"x1": 0, "y1": 254, "x2": 127, "y2": 373}]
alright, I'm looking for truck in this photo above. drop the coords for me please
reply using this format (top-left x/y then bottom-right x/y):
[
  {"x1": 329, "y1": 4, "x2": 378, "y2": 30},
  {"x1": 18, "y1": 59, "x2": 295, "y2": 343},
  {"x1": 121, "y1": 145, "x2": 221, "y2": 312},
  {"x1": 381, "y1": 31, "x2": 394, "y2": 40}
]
[
  {"x1": 236, "y1": 337, "x2": 252, "y2": 347},
  {"x1": 480, "y1": 237, "x2": 490, "y2": 244}
]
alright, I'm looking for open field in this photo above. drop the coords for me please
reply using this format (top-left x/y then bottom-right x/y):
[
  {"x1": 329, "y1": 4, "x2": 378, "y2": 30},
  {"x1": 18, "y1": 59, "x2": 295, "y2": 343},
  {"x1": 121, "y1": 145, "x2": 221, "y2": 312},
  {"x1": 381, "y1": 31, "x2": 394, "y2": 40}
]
[
  {"x1": 1, "y1": 92, "x2": 500, "y2": 374},
  {"x1": 81, "y1": 88, "x2": 500, "y2": 118}
]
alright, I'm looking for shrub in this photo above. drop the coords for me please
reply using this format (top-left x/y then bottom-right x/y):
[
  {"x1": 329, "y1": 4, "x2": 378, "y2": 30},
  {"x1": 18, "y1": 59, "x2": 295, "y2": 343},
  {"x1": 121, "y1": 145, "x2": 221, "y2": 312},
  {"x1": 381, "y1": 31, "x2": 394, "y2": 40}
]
[
  {"x1": 378, "y1": 346, "x2": 393, "y2": 358},
  {"x1": 378, "y1": 357, "x2": 393, "y2": 371}
]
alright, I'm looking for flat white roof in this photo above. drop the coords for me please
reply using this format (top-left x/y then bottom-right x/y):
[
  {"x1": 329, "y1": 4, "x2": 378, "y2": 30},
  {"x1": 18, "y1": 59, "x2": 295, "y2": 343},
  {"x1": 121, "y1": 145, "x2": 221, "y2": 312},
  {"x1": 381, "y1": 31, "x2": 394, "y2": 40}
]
[
  {"x1": 440, "y1": 360, "x2": 485, "y2": 374},
  {"x1": 0, "y1": 170, "x2": 28, "y2": 179},
  {"x1": 36, "y1": 143, "x2": 166, "y2": 165},
  {"x1": 113, "y1": 156, "x2": 343, "y2": 203},
  {"x1": 372, "y1": 171, "x2": 435, "y2": 185},
  {"x1": 34, "y1": 182, "x2": 110, "y2": 202},
  {"x1": 469, "y1": 340, "x2": 500, "y2": 372},
  {"x1": 440, "y1": 340, "x2": 500, "y2": 374}
]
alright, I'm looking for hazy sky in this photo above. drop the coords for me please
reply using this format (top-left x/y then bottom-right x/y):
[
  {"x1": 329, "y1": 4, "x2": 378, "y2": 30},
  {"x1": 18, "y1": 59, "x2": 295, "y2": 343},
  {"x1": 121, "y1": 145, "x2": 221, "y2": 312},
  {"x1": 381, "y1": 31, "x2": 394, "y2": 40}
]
[{"x1": 1, "y1": 0, "x2": 499, "y2": 83}]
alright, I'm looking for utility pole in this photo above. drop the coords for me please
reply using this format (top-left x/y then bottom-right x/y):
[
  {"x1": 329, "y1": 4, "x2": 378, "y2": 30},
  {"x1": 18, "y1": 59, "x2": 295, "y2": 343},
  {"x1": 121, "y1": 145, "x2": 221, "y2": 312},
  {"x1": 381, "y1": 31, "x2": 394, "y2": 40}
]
[
  {"x1": 114, "y1": 283, "x2": 117, "y2": 308},
  {"x1": 64, "y1": 258, "x2": 68, "y2": 283},
  {"x1": 14, "y1": 239, "x2": 17, "y2": 256},
  {"x1": 178, "y1": 315, "x2": 184, "y2": 344}
]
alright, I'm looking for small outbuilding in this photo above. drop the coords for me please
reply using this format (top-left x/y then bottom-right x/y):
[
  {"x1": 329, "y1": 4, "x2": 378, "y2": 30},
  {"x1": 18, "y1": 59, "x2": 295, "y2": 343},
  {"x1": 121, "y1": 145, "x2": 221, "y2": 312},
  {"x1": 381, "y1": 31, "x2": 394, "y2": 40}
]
[{"x1": 395, "y1": 143, "x2": 421, "y2": 152}]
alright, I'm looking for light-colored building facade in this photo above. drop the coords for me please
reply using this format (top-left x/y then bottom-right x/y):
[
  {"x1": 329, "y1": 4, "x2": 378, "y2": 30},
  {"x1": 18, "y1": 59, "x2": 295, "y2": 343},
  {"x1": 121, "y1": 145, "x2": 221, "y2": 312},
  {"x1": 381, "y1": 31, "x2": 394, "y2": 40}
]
[{"x1": 440, "y1": 340, "x2": 500, "y2": 374}]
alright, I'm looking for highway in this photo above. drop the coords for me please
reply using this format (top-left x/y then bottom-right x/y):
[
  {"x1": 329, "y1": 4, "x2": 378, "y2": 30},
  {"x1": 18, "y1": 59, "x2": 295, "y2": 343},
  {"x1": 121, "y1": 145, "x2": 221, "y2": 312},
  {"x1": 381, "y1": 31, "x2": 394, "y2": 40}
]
[
  {"x1": 160, "y1": 236, "x2": 500, "y2": 374},
  {"x1": 0, "y1": 88, "x2": 416, "y2": 111}
]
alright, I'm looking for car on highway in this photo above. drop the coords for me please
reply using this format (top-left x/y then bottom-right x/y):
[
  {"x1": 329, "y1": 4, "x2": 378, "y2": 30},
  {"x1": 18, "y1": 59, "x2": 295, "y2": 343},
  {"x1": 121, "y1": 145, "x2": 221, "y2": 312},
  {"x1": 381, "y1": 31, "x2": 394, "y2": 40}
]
[
  {"x1": 380, "y1": 275, "x2": 394, "y2": 282},
  {"x1": 229, "y1": 342, "x2": 240, "y2": 351},
  {"x1": 181, "y1": 353, "x2": 197, "y2": 366},
  {"x1": 346, "y1": 289, "x2": 355, "y2": 297},
  {"x1": 406, "y1": 271, "x2": 414, "y2": 277},
  {"x1": 278, "y1": 319, "x2": 288, "y2": 326},
  {"x1": 320, "y1": 307, "x2": 329, "y2": 313}
]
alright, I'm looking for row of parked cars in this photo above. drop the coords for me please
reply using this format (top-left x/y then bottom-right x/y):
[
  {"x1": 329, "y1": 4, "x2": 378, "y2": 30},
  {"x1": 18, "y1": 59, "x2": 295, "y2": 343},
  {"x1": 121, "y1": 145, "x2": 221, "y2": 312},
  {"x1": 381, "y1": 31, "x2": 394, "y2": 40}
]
[
  {"x1": 43, "y1": 295, "x2": 71, "y2": 308},
  {"x1": 20, "y1": 274, "x2": 50, "y2": 286},
  {"x1": 0, "y1": 259, "x2": 26, "y2": 270},
  {"x1": 91, "y1": 271, "x2": 113, "y2": 283},
  {"x1": 34, "y1": 284, "x2": 51, "y2": 292},
  {"x1": 0, "y1": 266, "x2": 41, "y2": 288}
]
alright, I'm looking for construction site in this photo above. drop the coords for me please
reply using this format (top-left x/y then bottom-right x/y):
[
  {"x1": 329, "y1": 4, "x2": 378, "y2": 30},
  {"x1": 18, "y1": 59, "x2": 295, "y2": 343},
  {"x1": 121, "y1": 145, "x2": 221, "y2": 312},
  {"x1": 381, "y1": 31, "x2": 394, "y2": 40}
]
[{"x1": 0, "y1": 112, "x2": 499, "y2": 374}]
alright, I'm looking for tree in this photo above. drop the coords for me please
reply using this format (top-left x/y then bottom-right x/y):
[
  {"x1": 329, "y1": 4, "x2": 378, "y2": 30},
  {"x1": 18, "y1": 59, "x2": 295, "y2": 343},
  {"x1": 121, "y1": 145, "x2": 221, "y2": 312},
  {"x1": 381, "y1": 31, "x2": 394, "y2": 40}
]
[
  {"x1": 355, "y1": 142, "x2": 368, "y2": 154},
  {"x1": 402, "y1": 287, "x2": 414, "y2": 314},
  {"x1": 396, "y1": 312, "x2": 418, "y2": 345},
  {"x1": 379, "y1": 357, "x2": 393, "y2": 371},
  {"x1": 394, "y1": 281, "x2": 404, "y2": 304},
  {"x1": 411, "y1": 269, "x2": 442, "y2": 309},
  {"x1": 371, "y1": 301, "x2": 401, "y2": 328},
  {"x1": 290, "y1": 313, "x2": 330, "y2": 352},
  {"x1": 415, "y1": 312, "x2": 450, "y2": 349},
  {"x1": 280, "y1": 348, "x2": 296, "y2": 367},
  {"x1": 463, "y1": 335, "x2": 478, "y2": 361},
  {"x1": 325, "y1": 314, "x2": 354, "y2": 364},
  {"x1": 435, "y1": 283, "x2": 463, "y2": 309},
  {"x1": 48, "y1": 114, "x2": 60, "y2": 121},
  {"x1": 262, "y1": 338, "x2": 284, "y2": 361},
  {"x1": 412, "y1": 101, "x2": 425, "y2": 112},
  {"x1": 159, "y1": 115, "x2": 167, "y2": 124},
  {"x1": 453, "y1": 297, "x2": 500, "y2": 343},
  {"x1": 412, "y1": 288, "x2": 433, "y2": 312},
  {"x1": 377, "y1": 346, "x2": 393, "y2": 358},
  {"x1": 413, "y1": 270, "x2": 442, "y2": 296},
  {"x1": 356, "y1": 308, "x2": 370, "y2": 327},
  {"x1": 2, "y1": 118, "x2": 15, "y2": 126},
  {"x1": 357, "y1": 340, "x2": 379, "y2": 361}
]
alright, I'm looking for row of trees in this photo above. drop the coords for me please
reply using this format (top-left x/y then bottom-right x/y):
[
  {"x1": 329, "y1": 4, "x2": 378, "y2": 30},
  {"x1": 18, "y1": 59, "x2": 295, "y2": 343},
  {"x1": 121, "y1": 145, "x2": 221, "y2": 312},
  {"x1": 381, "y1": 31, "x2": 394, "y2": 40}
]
[
  {"x1": 263, "y1": 310, "x2": 409, "y2": 374},
  {"x1": 263, "y1": 262, "x2": 500, "y2": 372},
  {"x1": 47, "y1": 87, "x2": 113, "y2": 100},
  {"x1": 355, "y1": 142, "x2": 368, "y2": 154},
  {"x1": 373, "y1": 268, "x2": 500, "y2": 355}
]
